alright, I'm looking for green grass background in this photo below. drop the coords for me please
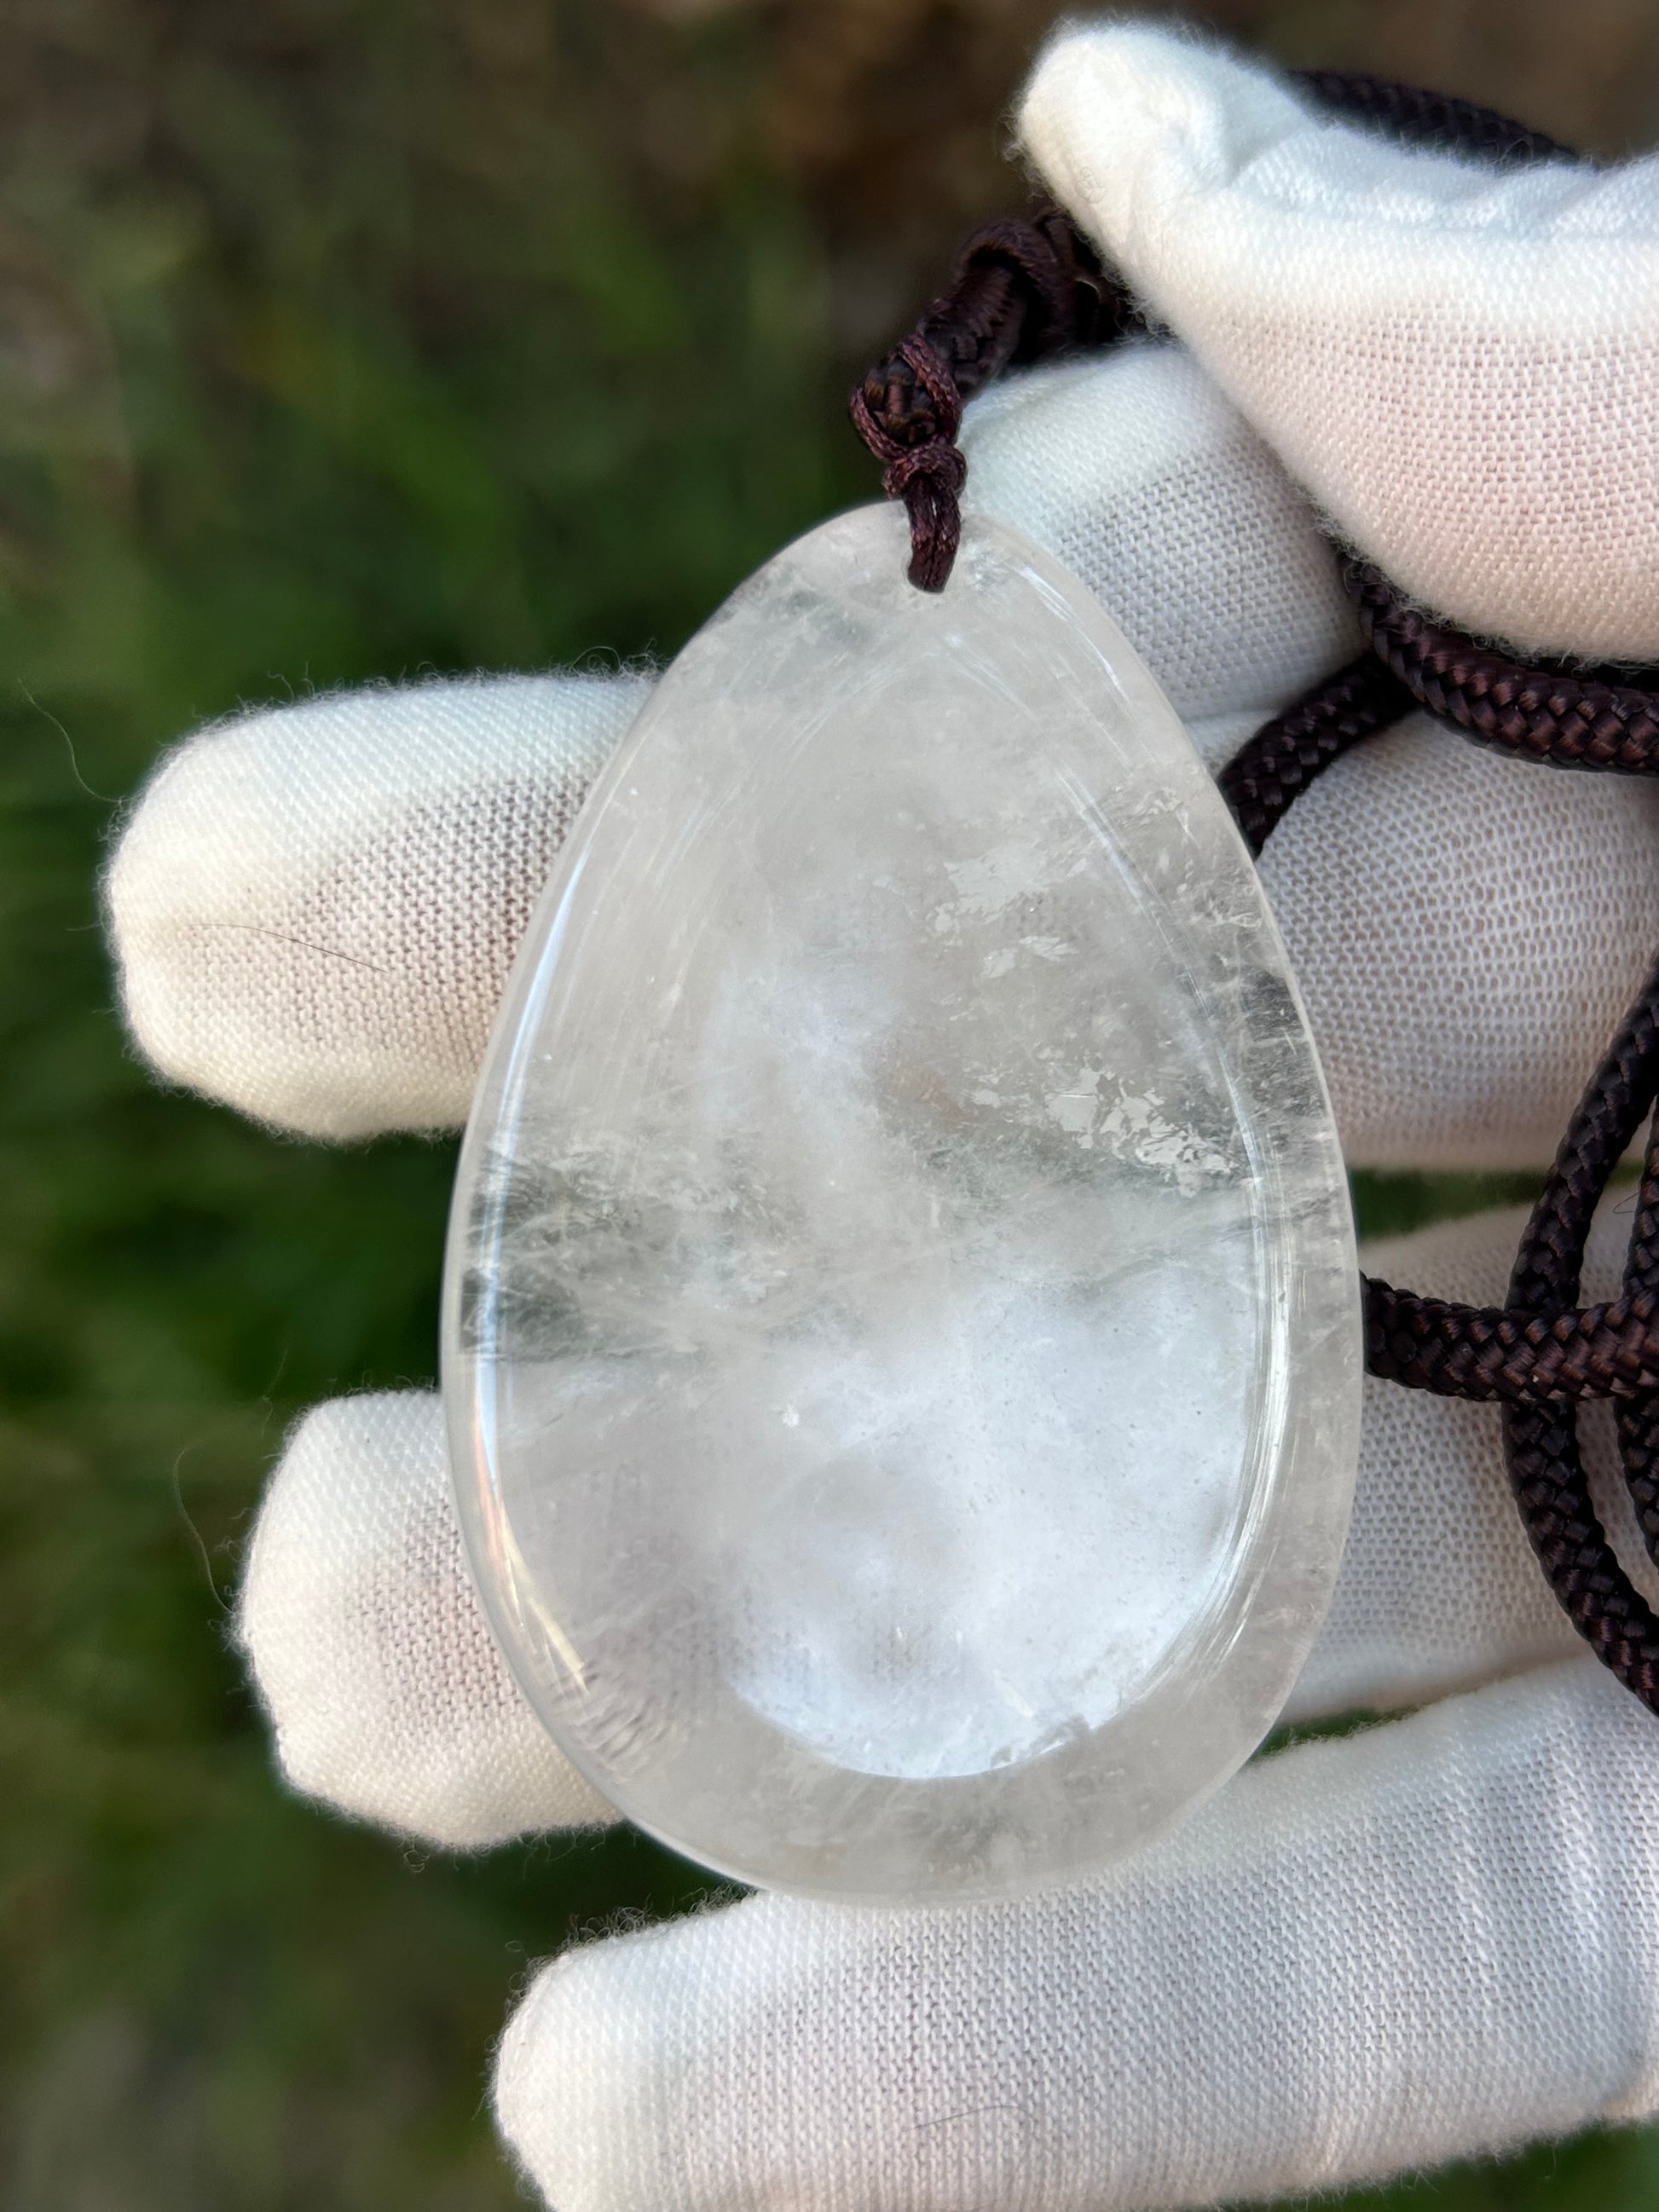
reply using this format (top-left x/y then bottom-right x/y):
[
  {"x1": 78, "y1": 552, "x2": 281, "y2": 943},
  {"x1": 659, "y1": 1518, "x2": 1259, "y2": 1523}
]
[{"x1": 3, "y1": 4, "x2": 1658, "y2": 2204}]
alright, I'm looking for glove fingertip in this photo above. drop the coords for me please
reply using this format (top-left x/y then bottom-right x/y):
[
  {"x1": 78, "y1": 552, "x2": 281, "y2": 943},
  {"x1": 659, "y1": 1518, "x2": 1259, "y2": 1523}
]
[
  {"x1": 107, "y1": 671, "x2": 650, "y2": 1141},
  {"x1": 1020, "y1": 20, "x2": 1307, "y2": 250},
  {"x1": 240, "y1": 1389, "x2": 616, "y2": 1849}
]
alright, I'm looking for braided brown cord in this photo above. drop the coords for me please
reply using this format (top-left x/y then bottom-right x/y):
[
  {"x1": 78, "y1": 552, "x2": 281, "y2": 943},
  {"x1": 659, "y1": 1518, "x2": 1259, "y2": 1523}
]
[
  {"x1": 1336, "y1": 537, "x2": 1659, "y2": 1694},
  {"x1": 1360, "y1": 971, "x2": 1659, "y2": 1418},
  {"x1": 1347, "y1": 560, "x2": 1659, "y2": 771},
  {"x1": 1217, "y1": 654, "x2": 1413, "y2": 857},
  {"x1": 854, "y1": 71, "x2": 1659, "y2": 1707},
  {"x1": 851, "y1": 205, "x2": 1144, "y2": 587},
  {"x1": 1619, "y1": 1117, "x2": 1659, "y2": 1568},
  {"x1": 1282, "y1": 552, "x2": 1659, "y2": 1704},
  {"x1": 1291, "y1": 70, "x2": 1574, "y2": 165},
  {"x1": 1500, "y1": 975, "x2": 1659, "y2": 1712},
  {"x1": 1364, "y1": 1278, "x2": 1659, "y2": 1403},
  {"x1": 848, "y1": 334, "x2": 968, "y2": 591}
]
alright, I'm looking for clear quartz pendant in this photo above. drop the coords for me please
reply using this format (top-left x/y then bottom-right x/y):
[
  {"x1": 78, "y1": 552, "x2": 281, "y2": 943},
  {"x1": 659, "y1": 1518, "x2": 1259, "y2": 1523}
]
[{"x1": 442, "y1": 504, "x2": 1361, "y2": 1903}]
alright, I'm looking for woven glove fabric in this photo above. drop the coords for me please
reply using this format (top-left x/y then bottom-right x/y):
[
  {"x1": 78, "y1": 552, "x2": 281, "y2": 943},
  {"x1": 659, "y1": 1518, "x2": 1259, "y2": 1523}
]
[
  {"x1": 1020, "y1": 20, "x2": 1659, "y2": 662},
  {"x1": 957, "y1": 343, "x2": 1352, "y2": 742},
  {"x1": 105, "y1": 672, "x2": 649, "y2": 1140}
]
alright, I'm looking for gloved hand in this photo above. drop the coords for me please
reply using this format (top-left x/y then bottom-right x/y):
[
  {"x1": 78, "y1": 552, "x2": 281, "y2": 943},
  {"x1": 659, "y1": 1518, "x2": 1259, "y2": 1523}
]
[{"x1": 104, "y1": 23, "x2": 1659, "y2": 2209}]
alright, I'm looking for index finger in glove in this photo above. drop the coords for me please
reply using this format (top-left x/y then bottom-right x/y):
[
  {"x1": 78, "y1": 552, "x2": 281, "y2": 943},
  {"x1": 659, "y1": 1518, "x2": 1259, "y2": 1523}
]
[
  {"x1": 106, "y1": 344, "x2": 1659, "y2": 1165},
  {"x1": 106, "y1": 671, "x2": 650, "y2": 1141},
  {"x1": 104, "y1": 344, "x2": 1351, "y2": 1144}
]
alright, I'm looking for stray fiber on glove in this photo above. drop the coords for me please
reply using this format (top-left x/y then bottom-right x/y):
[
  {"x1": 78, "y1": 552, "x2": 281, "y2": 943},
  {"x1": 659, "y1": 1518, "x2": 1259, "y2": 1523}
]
[{"x1": 1020, "y1": 21, "x2": 1659, "y2": 662}]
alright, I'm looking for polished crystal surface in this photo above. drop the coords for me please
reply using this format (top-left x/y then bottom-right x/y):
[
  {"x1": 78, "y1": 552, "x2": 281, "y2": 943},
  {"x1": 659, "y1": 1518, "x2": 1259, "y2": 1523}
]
[{"x1": 443, "y1": 504, "x2": 1361, "y2": 1903}]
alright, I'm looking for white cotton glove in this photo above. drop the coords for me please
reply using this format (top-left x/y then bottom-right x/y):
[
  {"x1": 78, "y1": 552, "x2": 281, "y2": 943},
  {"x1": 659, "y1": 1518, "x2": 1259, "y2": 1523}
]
[
  {"x1": 102, "y1": 23, "x2": 1659, "y2": 2206},
  {"x1": 1020, "y1": 19, "x2": 1659, "y2": 661}
]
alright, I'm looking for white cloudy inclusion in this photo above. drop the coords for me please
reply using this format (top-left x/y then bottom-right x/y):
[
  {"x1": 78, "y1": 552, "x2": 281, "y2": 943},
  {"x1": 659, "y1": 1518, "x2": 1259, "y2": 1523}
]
[{"x1": 443, "y1": 504, "x2": 1362, "y2": 1903}]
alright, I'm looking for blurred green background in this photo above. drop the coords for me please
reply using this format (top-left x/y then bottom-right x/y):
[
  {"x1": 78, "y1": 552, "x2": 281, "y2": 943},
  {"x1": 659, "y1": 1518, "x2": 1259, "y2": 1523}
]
[{"x1": 6, "y1": 2, "x2": 1659, "y2": 2204}]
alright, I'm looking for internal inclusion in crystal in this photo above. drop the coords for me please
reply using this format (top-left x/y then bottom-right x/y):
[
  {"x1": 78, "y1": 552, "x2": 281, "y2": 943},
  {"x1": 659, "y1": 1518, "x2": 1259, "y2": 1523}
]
[{"x1": 443, "y1": 504, "x2": 1362, "y2": 1903}]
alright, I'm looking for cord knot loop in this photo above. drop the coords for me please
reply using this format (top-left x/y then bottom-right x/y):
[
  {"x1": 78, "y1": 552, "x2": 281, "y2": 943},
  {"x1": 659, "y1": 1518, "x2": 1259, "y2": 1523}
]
[
  {"x1": 849, "y1": 210, "x2": 1140, "y2": 592},
  {"x1": 848, "y1": 333, "x2": 967, "y2": 592}
]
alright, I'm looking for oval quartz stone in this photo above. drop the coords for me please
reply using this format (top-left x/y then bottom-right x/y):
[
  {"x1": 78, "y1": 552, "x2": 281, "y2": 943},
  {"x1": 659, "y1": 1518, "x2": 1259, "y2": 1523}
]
[{"x1": 443, "y1": 504, "x2": 1361, "y2": 1903}]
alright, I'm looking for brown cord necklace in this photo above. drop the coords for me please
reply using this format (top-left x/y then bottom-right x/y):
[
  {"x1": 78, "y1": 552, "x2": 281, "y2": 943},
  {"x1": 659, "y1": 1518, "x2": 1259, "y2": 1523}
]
[{"x1": 853, "y1": 70, "x2": 1659, "y2": 1718}]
